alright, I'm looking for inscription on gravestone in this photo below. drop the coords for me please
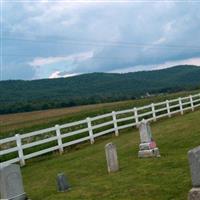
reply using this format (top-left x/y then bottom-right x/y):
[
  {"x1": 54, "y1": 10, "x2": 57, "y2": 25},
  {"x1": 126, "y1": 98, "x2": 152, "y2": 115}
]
[
  {"x1": 0, "y1": 164, "x2": 27, "y2": 200},
  {"x1": 105, "y1": 143, "x2": 119, "y2": 173}
]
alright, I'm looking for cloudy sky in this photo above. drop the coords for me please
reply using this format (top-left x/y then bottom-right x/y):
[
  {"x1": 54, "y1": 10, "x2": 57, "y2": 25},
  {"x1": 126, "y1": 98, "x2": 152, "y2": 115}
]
[{"x1": 1, "y1": 1, "x2": 200, "y2": 80}]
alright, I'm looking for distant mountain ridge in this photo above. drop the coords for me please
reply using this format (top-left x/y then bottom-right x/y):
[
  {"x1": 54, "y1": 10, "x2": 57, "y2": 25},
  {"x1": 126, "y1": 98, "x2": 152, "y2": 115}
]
[{"x1": 0, "y1": 65, "x2": 200, "y2": 114}]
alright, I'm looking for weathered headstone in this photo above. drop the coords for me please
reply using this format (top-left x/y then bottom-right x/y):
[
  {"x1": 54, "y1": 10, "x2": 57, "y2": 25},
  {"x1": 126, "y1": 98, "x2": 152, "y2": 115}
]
[
  {"x1": 188, "y1": 146, "x2": 200, "y2": 187},
  {"x1": 105, "y1": 143, "x2": 119, "y2": 173},
  {"x1": 57, "y1": 173, "x2": 70, "y2": 192},
  {"x1": 0, "y1": 164, "x2": 27, "y2": 200},
  {"x1": 188, "y1": 146, "x2": 200, "y2": 200},
  {"x1": 139, "y1": 120, "x2": 152, "y2": 143},
  {"x1": 138, "y1": 119, "x2": 160, "y2": 158}
]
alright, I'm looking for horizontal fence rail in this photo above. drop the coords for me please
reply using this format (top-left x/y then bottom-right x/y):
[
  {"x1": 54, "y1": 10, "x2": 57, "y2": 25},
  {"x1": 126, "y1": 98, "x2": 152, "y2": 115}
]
[{"x1": 1, "y1": 93, "x2": 200, "y2": 167}]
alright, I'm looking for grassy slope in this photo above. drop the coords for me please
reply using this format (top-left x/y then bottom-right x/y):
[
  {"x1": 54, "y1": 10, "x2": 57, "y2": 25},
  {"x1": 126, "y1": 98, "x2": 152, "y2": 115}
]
[
  {"x1": 22, "y1": 110, "x2": 200, "y2": 200},
  {"x1": 0, "y1": 90, "x2": 199, "y2": 138}
]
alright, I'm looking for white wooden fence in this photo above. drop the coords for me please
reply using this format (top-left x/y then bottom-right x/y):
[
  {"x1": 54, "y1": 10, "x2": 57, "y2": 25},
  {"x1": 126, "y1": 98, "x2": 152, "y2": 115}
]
[{"x1": 1, "y1": 93, "x2": 200, "y2": 167}]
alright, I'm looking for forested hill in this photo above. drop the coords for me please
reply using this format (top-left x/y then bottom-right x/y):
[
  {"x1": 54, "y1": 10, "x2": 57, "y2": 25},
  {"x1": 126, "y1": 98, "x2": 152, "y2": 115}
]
[{"x1": 1, "y1": 65, "x2": 200, "y2": 114}]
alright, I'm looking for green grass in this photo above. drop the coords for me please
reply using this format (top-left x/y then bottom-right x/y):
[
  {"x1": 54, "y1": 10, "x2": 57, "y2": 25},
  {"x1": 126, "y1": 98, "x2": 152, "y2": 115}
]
[{"x1": 21, "y1": 110, "x2": 200, "y2": 200}]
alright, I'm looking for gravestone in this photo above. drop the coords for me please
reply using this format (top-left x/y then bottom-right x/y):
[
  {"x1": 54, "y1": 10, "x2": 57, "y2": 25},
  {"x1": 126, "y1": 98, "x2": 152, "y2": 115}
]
[
  {"x1": 105, "y1": 143, "x2": 119, "y2": 173},
  {"x1": 0, "y1": 164, "x2": 27, "y2": 200},
  {"x1": 57, "y1": 173, "x2": 70, "y2": 192},
  {"x1": 139, "y1": 120, "x2": 152, "y2": 143},
  {"x1": 188, "y1": 146, "x2": 200, "y2": 200},
  {"x1": 188, "y1": 146, "x2": 200, "y2": 187},
  {"x1": 138, "y1": 119, "x2": 160, "y2": 158}
]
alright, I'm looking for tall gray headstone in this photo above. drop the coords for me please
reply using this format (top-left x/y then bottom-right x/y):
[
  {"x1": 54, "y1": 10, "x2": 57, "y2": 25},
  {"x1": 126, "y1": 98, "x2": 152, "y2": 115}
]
[
  {"x1": 139, "y1": 119, "x2": 152, "y2": 143},
  {"x1": 188, "y1": 146, "x2": 200, "y2": 187},
  {"x1": 105, "y1": 143, "x2": 119, "y2": 173},
  {"x1": 138, "y1": 119, "x2": 160, "y2": 158},
  {"x1": 0, "y1": 164, "x2": 27, "y2": 200},
  {"x1": 188, "y1": 146, "x2": 200, "y2": 200},
  {"x1": 57, "y1": 173, "x2": 70, "y2": 192}
]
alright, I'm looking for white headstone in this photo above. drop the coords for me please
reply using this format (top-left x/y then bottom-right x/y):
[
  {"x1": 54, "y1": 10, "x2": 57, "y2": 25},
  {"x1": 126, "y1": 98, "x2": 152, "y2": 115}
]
[
  {"x1": 0, "y1": 164, "x2": 27, "y2": 200},
  {"x1": 105, "y1": 143, "x2": 119, "y2": 173},
  {"x1": 138, "y1": 120, "x2": 160, "y2": 158},
  {"x1": 138, "y1": 120, "x2": 152, "y2": 143}
]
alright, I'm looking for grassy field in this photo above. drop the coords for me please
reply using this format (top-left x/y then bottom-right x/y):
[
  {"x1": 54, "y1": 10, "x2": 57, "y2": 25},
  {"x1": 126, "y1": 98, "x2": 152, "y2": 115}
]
[
  {"x1": 0, "y1": 89, "x2": 199, "y2": 138},
  {"x1": 21, "y1": 109, "x2": 200, "y2": 200}
]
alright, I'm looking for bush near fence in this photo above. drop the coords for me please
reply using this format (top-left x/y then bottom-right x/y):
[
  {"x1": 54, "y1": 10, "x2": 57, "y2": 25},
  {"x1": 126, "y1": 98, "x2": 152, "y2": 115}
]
[{"x1": 1, "y1": 93, "x2": 200, "y2": 167}]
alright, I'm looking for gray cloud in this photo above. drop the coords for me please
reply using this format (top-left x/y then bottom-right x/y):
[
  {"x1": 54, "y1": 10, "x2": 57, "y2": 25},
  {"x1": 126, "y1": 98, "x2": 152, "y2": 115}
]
[{"x1": 2, "y1": 1, "x2": 200, "y2": 80}]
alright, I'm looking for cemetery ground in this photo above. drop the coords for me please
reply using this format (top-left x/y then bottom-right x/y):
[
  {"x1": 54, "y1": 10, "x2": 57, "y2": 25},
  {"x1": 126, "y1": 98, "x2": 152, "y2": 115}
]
[{"x1": 21, "y1": 110, "x2": 200, "y2": 200}]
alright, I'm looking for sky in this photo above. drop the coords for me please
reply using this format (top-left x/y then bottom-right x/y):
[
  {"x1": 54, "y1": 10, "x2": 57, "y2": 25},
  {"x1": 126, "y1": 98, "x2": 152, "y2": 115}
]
[{"x1": 1, "y1": 0, "x2": 200, "y2": 80}]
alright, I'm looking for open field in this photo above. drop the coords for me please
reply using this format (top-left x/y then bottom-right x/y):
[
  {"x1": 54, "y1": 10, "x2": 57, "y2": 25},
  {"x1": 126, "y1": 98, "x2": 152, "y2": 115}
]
[
  {"x1": 0, "y1": 90, "x2": 199, "y2": 138},
  {"x1": 21, "y1": 110, "x2": 200, "y2": 200}
]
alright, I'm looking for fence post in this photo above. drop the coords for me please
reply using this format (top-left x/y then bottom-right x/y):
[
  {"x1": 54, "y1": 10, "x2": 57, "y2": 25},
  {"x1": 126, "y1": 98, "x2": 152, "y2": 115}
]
[
  {"x1": 190, "y1": 95, "x2": 194, "y2": 111},
  {"x1": 151, "y1": 103, "x2": 156, "y2": 121},
  {"x1": 179, "y1": 97, "x2": 183, "y2": 115},
  {"x1": 55, "y1": 124, "x2": 63, "y2": 154},
  {"x1": 133, "y1": 107, "x2": 139, "y2": 125},
  {"x1": 166, "y1": 100, "x2": 171, "y2": 117},
  {"x1": 87, "y1": 117, "x2": 94, "y2": 144},
  {"x1": 112, "y1": 111, "x2": 119, "y2": 136},
  {"x1": 15, "y1": 134, "x2": 25, "y2": 166}
]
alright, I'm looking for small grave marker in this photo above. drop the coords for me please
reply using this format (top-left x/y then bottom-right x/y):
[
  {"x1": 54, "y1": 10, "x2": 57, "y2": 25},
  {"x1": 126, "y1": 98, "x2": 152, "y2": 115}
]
[
  {"x1": 57, "y1": 173, "x2": 70, "y2": 192},
  {"x1": 105, "y1": 143, "x2": 119, "y2": 173}
]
